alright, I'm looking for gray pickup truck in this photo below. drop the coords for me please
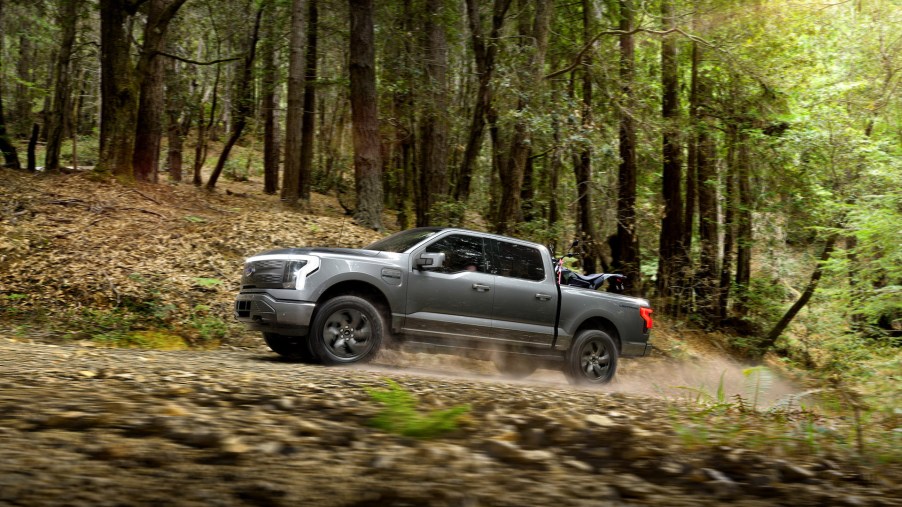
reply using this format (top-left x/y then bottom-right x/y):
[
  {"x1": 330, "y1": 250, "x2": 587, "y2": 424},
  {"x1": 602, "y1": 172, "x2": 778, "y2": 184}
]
[{"x1": 234, "y1": 227, "x2": 653, "y2": 384}]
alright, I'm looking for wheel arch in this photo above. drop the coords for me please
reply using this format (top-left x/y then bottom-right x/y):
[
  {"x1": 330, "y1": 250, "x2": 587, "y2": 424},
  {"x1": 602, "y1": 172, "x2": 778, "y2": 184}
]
[
  {"x1": 574, "y1": 317, "x2": 622, "y2": 353},
  {"x1": 315, "y1": 280, "x2": 393, "y2": 324}
]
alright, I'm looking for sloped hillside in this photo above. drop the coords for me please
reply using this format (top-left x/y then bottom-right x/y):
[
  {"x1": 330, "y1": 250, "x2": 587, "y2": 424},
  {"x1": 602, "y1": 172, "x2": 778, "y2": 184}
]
[{"x1": 0, "y1": 170, "x2": 383, "y2": 343}]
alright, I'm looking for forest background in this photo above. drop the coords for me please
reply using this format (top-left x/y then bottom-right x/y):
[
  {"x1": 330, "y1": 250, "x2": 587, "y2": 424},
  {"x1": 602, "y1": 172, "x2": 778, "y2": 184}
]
[{"x1": 0, "y1": 0, "x2": 899, "y2": 415}]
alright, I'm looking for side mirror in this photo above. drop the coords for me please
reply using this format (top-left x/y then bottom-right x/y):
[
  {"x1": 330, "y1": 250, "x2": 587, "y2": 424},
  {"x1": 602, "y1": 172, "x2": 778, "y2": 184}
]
[{"x1": 416, "y1": 252, "x2": 446, "y2": 270}]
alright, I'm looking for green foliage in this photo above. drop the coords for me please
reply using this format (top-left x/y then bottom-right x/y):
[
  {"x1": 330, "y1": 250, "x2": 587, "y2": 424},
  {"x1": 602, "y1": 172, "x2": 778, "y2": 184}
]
[{"x1": 366, "y1": 379, "x2": 470, "y2": 438}]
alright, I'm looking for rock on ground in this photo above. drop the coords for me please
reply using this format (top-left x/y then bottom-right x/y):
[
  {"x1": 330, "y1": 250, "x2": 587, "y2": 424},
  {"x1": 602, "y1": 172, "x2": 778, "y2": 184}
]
[{"x1": 0, "y1": 338, "x2": 899, "y2": 507}]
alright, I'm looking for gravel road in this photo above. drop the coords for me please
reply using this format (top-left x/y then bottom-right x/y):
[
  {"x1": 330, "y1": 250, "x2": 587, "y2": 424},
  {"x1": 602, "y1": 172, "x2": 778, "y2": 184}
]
[{"x1": 0, "y1": 337, "x2": 898, "y2": 507}]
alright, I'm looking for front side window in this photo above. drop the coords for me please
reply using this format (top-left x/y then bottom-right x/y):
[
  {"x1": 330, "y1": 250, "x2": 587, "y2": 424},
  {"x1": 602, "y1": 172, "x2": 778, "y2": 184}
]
[
  {"x1": 424, "y1": 234, "x2": 486, "y2": 273},
  {"x1": 492, "y1": 240, "x2": 546, "y2": 281}
]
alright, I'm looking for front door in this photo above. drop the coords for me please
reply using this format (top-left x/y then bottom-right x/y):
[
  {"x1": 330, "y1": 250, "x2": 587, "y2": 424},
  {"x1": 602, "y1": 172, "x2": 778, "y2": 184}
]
[{"x1": 403, "y1": 233, "x2": 494, "y2": 341}]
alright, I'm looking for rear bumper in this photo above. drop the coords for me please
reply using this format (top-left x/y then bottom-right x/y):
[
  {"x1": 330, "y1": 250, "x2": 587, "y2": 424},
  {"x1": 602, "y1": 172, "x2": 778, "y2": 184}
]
[{"x1": 234, "y1": 292, "x2": 315, "y2": 334}]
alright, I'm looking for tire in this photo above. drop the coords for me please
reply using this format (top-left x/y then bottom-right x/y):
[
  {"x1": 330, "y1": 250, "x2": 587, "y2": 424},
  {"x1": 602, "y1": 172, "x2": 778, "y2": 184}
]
[
  {"x1": 262, "y1": 333, "x2": 319, "y2": 363},
  {"x1": 492, "y1": 354, "x2": 539, "y2": 379},
  {"x1": 309, "y1": 295, "x2": 384, "y2": 365},
  {"x1": 563, "y1": 330, "x2": 618, "y2": 385}
]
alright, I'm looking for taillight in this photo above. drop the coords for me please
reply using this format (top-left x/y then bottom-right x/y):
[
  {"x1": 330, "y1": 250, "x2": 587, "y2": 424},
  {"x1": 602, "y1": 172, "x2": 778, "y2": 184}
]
[{"x1": 640, "y1": 307, "x2": 654, "y2": 331}]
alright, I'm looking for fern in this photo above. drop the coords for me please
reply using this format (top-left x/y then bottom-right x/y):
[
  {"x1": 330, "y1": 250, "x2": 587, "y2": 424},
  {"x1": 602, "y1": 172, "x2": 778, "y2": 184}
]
[
  {"x1": 743, "y1": 366, "x2": 773, "y2": 411},
  {"x1": 366, "y1": 379, "x2": 470, "y2": 438}
]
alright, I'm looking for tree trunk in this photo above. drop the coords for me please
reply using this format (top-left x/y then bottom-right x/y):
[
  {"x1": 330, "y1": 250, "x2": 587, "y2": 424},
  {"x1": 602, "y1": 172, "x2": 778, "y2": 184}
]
[
  {"x1": 495, "y1": 0, "x2": 551, "y2": 235},
  {"x1": 261, "y1": 6, "x2": 280, "y2": 195},
  {"x1": 97, "y1": 0, "x2": 146, "y2": 179},
  {"x1": 45, "y1": 0, "x2": 80, "y2": 172},
  {"x1": 133, "y1": 0, "x2": 188, "y2": 182},
  {"x1": 455, "y1": 0, "x2": 511, "y2": 206},
  {"x1": 0, "y1": 0, "x2": 21, "y2": 169},
  {"x1": 416, "y1": 0, "x2": 450, "y2": 226},
  {"x1": 615, "y1": 0, "x2": 640, "y2": 293},
  {"x1": 763, "y1": 234, "x2": 839, "y2": 350},
  {"x1": 299, "y1": 0, "x2": 318, "y2": 200},
  {"x1": 694, "y1": 56, "x2": 719, "y2": 324},
  {"x1": 281, "y1": 0, "x2": 306, "y2": 204},
  {"x1": 206, "y1": 5, "x2": 263, "y2": 190},
  {"x1": 573, "y1": 0, "x2": 606, "y2": 274},
  {"x1": 348, "y1": 0, "x2": 383, "y2": 230},
  {"x1": 734, "y1": 129, "x2": 753, "y2": 316},
  {"x1": 719, "y1": 126, "x2": 737, "y2": 321},
  {"x1": 656, "y1": 0, "x2": 684, "y2": 311}
]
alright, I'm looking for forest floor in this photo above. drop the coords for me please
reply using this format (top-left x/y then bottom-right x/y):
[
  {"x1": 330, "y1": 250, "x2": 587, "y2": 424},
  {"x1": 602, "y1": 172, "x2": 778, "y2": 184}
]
[{"x1": 0, "y1": 168, "x2": 900, "y2": 506}]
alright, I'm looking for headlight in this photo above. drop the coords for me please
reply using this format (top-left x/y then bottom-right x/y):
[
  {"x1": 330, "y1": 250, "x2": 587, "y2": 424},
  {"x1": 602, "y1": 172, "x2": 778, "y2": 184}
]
[{"x1": 281, "y1": 256, "x2": 320, "y2": 289}]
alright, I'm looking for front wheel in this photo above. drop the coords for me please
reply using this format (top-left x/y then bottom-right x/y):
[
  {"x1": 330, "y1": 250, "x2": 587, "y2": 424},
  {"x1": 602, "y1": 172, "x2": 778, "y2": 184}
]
[
  {"x1": 310, "y1": 295, "x2": 384, "y2": 365},
  {"x1": 563, "y1": 330, "x2": 618, "y2": 385}
]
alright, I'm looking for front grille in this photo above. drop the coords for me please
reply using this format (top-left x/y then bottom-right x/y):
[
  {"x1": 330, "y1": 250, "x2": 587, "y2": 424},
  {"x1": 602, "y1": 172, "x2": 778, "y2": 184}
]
[{"x1": 241, "y1": 259, "x2": 286, "y2": 288}]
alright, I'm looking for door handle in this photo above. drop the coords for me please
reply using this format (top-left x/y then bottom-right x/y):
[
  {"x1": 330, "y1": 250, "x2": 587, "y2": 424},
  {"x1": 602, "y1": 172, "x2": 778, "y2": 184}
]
[
  {"x1": 472, "y1": 283, "x2": 491, "y2": 292},
  {"x1": 535, "y1": 293, "x2": 552, "y2": 301}
]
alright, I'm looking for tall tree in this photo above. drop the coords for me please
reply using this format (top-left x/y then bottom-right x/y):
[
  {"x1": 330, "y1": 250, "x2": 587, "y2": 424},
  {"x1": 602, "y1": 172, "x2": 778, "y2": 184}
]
[
  {"x1": 573, "y1": 0, "x2": 606, "y2": 274},
  {"x1": 132, "y1": 0, "x2": 189, "y2": 182},
  {"x1": 45, "y1": 0, "x2": 81, "y2": 172},
  {"x1": 694, "y1": 46, "x2": 720, "y2": 324},
  {"x1": 281, "y1": 0, "x2": 306, "y2": 204},
  {"x1": 206, "y1": 3, "x2": 263, "y2": 190},
  {"x1": 348, "y1": 0, "x2": 383, "y2": 230},
  {"x1": 614, "y1": 0, "x2": 640, "y2": 292},
  {"x1": 97, "y1": 0, "x2": 147, "y2": 179},
  {"x1": 0, "y1": 0, "x2": 22, "y2": 169},
  {"x1": 260, "y1": 3, "x2": 281, "y2": 195},
  {"x1": 656, "y1": 0, "x2": 684, "y2": 310},
  {"x1": 495, "y1": 0, "x2": 551, "y2": 235},
  {"x1": 454, "y1": 0, "x2": 511, "y2": 205},
  {"x1": 415, "y1": 0, "x2": 450, "y2": 226},
  {"x1": 298, "y1": 0, "x2": 318, "y2": 200}
]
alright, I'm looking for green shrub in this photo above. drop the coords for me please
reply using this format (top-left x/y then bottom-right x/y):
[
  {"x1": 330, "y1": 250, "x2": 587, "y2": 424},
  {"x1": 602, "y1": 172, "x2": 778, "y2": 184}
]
[{"x1": 366, "y1": 379, "x2": 470, "y2": 438}]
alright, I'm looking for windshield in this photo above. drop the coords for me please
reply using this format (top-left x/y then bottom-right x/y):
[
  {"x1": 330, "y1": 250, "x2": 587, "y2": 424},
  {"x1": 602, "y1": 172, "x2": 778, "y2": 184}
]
[{"x1": 366, "y1": 228, "x2": 442, "y2": 253}]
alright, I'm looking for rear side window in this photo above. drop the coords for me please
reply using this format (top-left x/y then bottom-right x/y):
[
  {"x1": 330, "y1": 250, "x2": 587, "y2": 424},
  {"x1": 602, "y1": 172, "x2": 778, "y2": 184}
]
[
  {"x1": 424, "y1": 234, "x2": 486, "y2": 273},
  {"x1": 490, "y1": 240, "x2": 546, "y2": 281}
]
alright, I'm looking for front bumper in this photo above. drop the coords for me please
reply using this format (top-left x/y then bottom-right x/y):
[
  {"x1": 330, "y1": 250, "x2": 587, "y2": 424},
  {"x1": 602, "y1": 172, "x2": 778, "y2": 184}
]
[{"x1": 234, "y1": 292, "x2": 316, "y2": 334}]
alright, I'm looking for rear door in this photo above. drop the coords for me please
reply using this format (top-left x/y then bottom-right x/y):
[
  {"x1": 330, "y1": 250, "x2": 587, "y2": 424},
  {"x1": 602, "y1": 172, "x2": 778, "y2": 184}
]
[
  {"x1": 487, "y1": 239, "x2": 557, "y2": 347},
  {"x1": 403, "y1": 233, "x2": 495, "y2": 340}
]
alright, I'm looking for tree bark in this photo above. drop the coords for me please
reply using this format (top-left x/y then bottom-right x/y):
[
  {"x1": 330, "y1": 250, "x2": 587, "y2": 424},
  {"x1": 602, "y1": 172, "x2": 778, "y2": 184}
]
[
  {"x1": 455, "y1": 0, "x2": 511, "y2": 206},
  {"x1": 133, "y1": 0, "x2": 188, "y2": 182},
  {"x1": 495, "y1": 0, "x2": 551, "y2": 235},
  {"x1": 656, "y1": 0, "x2": 684, "y2": 311},
  {"x1": 281, "y1": 0, "x2": 306, "y2": 204},
  {"x1": 615, "y1": 0, "x2": 641, "y2": 293},
  {"x1": 0, "y1": 0, "x2": 22, "y2": 169},
  {"x1": 416, "y1": 0, "x2": 450, "y2": 226},
  {"x1": 206, "y1": 4, "x2": 263, "y2": 190},
  {"x1": 97, "y1": 0, "x2": 148, "y2": 179},
  {"x1": 734, "y1": 129, "x2": 753, "y2": 316},
  {"x1": 261, "y1": 5, "x2": 280, "y2": 195},
  {"x1": 573, "y1": 0, "x2": 606, "y2": 274},
  {"x1": 719, "y1": 126, "x2": 737, "y2": 321},
  {"x1": 763, "y1": 234, "x2": 839, "y2": 350},
  {"x1": 299, "y1": 0, "x2": 318, "y2": 200},
  {"x1": 348, "y1": 0, "x2": 383, "y2": 230},
  {"x1": 694, "y1": 56, "x2": 719, "y2": 324},
  {"x1": 45, "y1": 0, "x2": 80, "y2": 172}
]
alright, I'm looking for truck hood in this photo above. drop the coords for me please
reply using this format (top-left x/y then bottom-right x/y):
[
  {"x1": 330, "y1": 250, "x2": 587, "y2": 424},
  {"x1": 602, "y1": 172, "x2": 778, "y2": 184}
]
[{"x1": 251, "y1": 247, "x2": 383, "y2": 258}]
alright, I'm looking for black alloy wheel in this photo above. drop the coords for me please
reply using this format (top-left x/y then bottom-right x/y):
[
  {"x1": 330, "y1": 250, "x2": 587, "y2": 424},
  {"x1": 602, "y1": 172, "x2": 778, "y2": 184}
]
[
  {"x1": 310, "y1": 295, "x2": 384, "y2": 365},
  {"x1": 564, "y1": 329, "x2": 619, "y2": 385}
]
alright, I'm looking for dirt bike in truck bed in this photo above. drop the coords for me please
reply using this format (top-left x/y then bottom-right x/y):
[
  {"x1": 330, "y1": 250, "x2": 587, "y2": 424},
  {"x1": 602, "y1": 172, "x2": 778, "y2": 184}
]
[{"x1": 235, "y1": 227, "x2": 653, "y2": 384}]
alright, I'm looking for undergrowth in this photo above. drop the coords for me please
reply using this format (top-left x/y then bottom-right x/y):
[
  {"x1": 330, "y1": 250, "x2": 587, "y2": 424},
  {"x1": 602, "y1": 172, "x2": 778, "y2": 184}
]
[
  {"x1": 668, "y1": 366, "x2": 901, "y2": 464},
  {"x1": 366, "y1": 379, "x2": 470, "y2": 438}
]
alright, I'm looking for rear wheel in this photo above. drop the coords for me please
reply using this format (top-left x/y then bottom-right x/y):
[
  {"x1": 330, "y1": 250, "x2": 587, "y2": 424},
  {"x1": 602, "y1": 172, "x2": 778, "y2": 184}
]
[
  {"x1": 310, "y1": 295, "x2": 384, "y2": 365},
  {"x1": 563, "y1": 330, "x2": 618, "y2": 385},
  {"x1": 262, "y1": 333, "x2": 319, "y2": 363}
]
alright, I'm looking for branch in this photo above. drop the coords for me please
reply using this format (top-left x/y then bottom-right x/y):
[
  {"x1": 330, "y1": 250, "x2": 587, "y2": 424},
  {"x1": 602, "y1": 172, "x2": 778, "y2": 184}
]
[
  {"x1": 546, "y1": 27, "x2": 714, "y2": 79},
  {"x1": 156, "y1": 51, "x2": 242, "y2": 66}
]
